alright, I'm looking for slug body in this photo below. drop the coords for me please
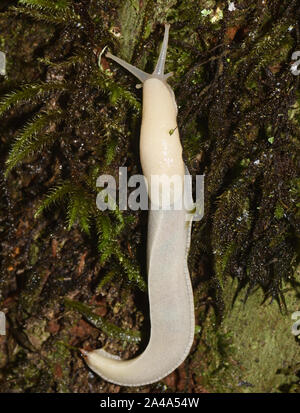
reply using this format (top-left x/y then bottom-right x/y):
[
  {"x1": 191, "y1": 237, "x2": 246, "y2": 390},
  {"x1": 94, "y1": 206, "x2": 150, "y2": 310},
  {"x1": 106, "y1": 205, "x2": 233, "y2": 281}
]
[
  {"x1": 84, "y1": 24, "x2": 195, "y2": 386},
  {"x1": 140, "y1": 77, "x2": 184, "y2": 206}
]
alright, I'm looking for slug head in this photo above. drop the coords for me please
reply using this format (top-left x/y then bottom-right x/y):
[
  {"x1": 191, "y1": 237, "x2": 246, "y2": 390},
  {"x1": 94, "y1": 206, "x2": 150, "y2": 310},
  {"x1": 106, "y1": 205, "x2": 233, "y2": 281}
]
[{"x1": 106, "y1": 24, "x2": 173, "y2": 87}]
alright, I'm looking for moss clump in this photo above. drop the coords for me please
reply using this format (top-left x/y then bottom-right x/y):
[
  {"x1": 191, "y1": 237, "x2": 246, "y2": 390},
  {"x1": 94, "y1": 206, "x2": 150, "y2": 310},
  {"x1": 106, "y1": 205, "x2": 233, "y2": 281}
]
[{"x1": 195, "y1": 275, "x2": 300, "y2": 393}]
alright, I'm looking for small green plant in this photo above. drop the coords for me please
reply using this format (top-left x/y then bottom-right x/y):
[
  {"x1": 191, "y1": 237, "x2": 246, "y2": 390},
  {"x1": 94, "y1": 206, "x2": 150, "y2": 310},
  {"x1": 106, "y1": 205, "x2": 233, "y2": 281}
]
[{"x1": 11, "y1": 0, "x2": 78, "y2": 25}]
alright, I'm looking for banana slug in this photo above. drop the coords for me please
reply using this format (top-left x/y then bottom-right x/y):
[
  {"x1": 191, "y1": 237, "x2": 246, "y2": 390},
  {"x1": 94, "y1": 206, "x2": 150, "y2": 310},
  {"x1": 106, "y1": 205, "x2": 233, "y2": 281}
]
[{"x1": 82, "y1": 24, "x2": 195, "y2": 387}]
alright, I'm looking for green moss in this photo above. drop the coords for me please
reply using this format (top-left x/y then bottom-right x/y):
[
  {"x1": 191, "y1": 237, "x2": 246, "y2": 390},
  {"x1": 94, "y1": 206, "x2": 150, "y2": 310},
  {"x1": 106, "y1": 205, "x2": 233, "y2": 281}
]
[
  {"x1": 274, "y1": 204, "x2": 284, "y2": 219},
  {"x1": 47, "y1": 340, "x2": 72, "y2": 393},
  {"x1": 197, "y1": 274, "x2": 300, "y2": 392},
  {"x1": 118, "y1": 0, "x2": 149, "y2": 62}
]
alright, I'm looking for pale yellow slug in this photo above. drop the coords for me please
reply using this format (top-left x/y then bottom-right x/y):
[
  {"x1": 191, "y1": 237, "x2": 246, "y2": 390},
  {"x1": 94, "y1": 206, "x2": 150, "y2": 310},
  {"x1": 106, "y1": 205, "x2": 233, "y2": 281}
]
[{"x1": 82, "y1": 24, "x2": 195, "y2": 387}]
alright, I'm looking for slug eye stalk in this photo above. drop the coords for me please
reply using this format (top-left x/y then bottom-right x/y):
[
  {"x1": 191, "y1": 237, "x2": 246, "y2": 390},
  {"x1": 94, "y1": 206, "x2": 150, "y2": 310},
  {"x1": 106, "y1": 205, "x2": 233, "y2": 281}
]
[{"x1": 106, "y1": 24, "x2": 173, "y2": 84}]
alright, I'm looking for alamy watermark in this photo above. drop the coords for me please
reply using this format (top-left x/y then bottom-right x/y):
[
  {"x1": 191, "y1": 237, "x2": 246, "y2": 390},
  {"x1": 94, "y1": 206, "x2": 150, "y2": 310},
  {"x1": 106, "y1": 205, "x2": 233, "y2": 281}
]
[
  {"x1": 291, "y1": 51, "x2": 300, "y2": 76},
  {"x1": 96, "y1": 167, "x2": 204, "y2": 221},
  {"x1": 0, "y1": 51, "x2": 6, "y2": 76},
  {"x1": 0, "y1": 311, "x2": 5, "y2": 336},
  {"x1": 291, "y1": 311, "x2": 300, "y2": 337}
]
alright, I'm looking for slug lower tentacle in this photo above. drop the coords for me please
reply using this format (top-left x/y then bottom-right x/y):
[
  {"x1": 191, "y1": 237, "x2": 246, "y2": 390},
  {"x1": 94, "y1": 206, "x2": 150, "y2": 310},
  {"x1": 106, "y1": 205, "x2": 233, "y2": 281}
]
[{"x1": 83, "y1": 24, "x2": 195, "y2": 387}]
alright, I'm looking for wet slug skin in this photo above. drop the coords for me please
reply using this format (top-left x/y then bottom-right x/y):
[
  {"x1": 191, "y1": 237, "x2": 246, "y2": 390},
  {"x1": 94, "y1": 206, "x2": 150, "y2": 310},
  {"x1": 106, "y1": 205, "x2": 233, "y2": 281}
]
[{"x1": 82, "y1": 24, "x2": 195, "y2": 386}]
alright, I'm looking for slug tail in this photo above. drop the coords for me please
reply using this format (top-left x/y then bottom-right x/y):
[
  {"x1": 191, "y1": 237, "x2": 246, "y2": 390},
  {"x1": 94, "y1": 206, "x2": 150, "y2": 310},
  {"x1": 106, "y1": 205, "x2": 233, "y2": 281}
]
[{"x1": 82, "y1": 169, "x2": 195, "y2": 387}]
